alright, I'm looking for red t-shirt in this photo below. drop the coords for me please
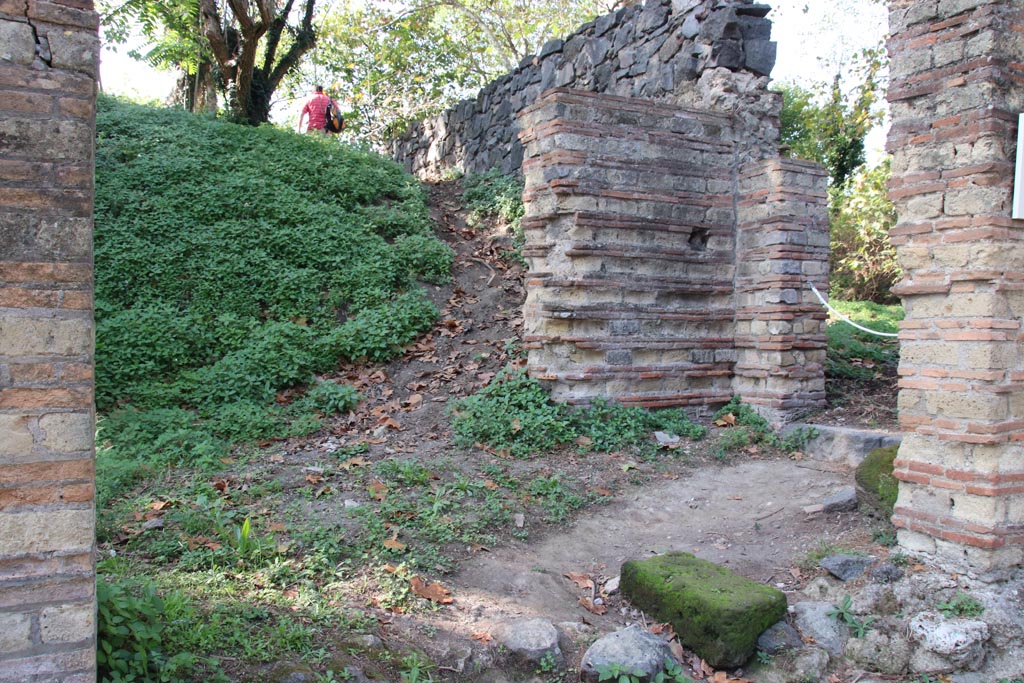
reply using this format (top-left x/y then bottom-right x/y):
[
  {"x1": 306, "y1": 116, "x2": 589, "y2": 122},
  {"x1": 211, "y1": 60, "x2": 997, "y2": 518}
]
[{"x1": 301, "y1": 92, "x2": 332, "y2": 132}]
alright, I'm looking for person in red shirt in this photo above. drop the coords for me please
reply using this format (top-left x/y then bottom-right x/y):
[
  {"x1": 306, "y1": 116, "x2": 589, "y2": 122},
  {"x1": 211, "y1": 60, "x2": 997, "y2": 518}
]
[{"x1": 298, "y1": 85, "x2": 337, "y2": 134}]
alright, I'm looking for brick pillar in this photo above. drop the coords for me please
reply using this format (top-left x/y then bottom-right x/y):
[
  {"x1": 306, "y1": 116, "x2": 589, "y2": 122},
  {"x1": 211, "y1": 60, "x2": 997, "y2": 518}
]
[
  {"x1": 734, "y1": 158, "x2": 830, "y2": 423},
  {"x1": 0, "y1": 0, "x2": 99, "y2": 680},
  {"x1": 887, "y1": 0, "x2": 1024, "y2": 576},
  {"x1": 517, "y1": 88, "x2": 740, "y2": 412}
]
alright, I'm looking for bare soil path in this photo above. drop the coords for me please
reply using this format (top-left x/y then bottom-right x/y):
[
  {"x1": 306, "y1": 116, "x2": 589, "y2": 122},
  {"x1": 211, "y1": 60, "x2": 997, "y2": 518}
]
[{"x1": 452, "y1": 459, "x2": 869, "y2": 627}]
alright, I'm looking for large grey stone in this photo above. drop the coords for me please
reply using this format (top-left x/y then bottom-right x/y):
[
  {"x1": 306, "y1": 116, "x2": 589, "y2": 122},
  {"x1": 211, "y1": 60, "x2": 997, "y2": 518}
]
[
  {"x1": 792, "y1": 602, "x2": 849, "y2": 656},
  {"x1": 492, "y1": 618, "x2": 562, "y2": 667},
  {"x1": 908, "y1": 612, "x2": 989, "y2": 673},
  {"x1": 844, "y1": 629, "x2": 912, "y2": 675},
  {"x1": 819, "y1": 554, "x2": 872, "y2": 581},
  {"x1": 580, "y1": 625, "x2": 675, "y2": 683}
]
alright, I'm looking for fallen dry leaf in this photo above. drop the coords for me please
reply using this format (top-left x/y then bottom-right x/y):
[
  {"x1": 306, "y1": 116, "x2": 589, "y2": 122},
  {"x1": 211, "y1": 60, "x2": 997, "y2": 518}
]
[
  {"x1": 410, "y1": 576, "x2": 454, "y2": 604},
  {"x1": 377, "y1": 416, "x2": 402, "y2": 430},
  {"x1": 483, "y1": 480, "x2": 499, "y2": 491},
  {"x1": 714, "y1": 413, "x2": 737, "y2": 427},
  {"x1": 305, "y1": 473, "x2": 323, "y2": 485},
  {"x1": 268, "y1": 522, "x2": 287, "y2": 533},
  {"x1": 563, "y1": 572, "x2": 595, "y2": 591},
  {"x1": 471, "y1": 632, "x2": 493, "y2": 643},
  {"x1": 589, "y1": 486, "x2": 613, "y2": 497},
  {"x1": 269, "y1": 454, "x2": 285, "y2": 463},
  {"x1": 368, "y1": 480, "x2": 388, "y2": 501},
  {"x1": 148, "y1": 500, "x2": 170, "y2": 511},
  {"x1": 340, "y1": 456, "x2": 370, "y2": 470},
  {"x1": 577, "y1": 597, "x2": 607, "y2": 615},
  {"x1": 383, "y1": 532, "x2": 406, "y2": 552}
]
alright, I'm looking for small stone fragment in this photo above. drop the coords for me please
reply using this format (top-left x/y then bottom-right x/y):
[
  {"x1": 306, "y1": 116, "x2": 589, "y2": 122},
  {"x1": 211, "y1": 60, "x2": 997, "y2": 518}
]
[
  {"x1": 870, "y1": 562, "x2": 904, "y2": 584},
  {"x1": 822, "y1": 486, "x2": 858, "y2": 513},
  {"x1": 756, "y1": 621, "x2": 803, "y2": 655},
  {"x1": 492, "y1": 618, "x2": 562, "y2": 667}
]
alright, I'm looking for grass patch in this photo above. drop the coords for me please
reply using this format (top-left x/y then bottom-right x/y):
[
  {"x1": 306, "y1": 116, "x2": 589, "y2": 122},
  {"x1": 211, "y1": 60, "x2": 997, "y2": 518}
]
[
  {"x1": 826, "y1": 299, "x2": 902, "y2": 380},
  {"x1": 449, "y1": 367, "x2": 707, "y2": 459}
]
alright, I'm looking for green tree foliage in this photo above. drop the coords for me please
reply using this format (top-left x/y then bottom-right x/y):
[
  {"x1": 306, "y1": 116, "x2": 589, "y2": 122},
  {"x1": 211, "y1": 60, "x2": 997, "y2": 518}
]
[
  {"x1": 775, "y1": 45, "x2": 897, "y2": 302},
  {"x1": 829, "y1": 159, "x2": 900, "y2": 303},
  {"x1": 303, "y1": 3, "x2": 486, "y2": 140},
  {"x1": 299, "y1": 0, "x2": 631, "y2": 141},
  {"x1": 101, "y1": 0, "x2": 318, "y2": 123},
  {"x1": 776, "y1": 46, "x2": 885, "y2": 188}
]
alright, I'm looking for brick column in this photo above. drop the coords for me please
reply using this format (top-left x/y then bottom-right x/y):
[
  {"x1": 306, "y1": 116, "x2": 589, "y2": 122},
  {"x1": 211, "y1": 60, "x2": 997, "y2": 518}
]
[
  {"x1": 0, "y1": 0, "x2": 99, "y2": 680},
  {"x1": 887, "y1": 0, "x2": 1024, "y2": 576},
  {"x1": 733, "y1": 158, "x2": 830, "y2": 423},
  {"x1": 517, "y1": 88, "x2": 740, "y2": 413}
]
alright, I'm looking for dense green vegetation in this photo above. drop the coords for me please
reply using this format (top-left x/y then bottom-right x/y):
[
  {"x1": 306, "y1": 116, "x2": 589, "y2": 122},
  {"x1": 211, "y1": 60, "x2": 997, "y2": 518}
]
[
  {"x1": 826, "y1": 299, "x2": 902, "y2": 380},
  {"x1": 95, "y1": 96, "x2": 450, "y2": 507},
  {"x1": 450, "y1": 367, "x2": 707, "y2": 459}
]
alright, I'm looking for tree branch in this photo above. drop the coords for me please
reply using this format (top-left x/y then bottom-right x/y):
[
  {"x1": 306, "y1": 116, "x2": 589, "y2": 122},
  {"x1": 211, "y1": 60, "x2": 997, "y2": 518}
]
[
  {"x1": 262, "y1": 0, "x2": 298, "y2": 75},
  {"x1": 199, "y1": 0, "x2": 233, "y2": 71}
]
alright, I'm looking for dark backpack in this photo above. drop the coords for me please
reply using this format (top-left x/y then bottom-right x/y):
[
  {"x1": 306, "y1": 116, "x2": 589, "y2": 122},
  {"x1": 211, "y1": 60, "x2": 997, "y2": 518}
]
[{"x1": 324, "y1": 100, "x2": 344, "y2": 133}]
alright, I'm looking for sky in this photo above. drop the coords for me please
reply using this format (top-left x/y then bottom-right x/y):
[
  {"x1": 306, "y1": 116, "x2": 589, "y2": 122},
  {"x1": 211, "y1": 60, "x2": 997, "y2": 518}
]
[{"x1": 99, "y1": 0, "x2": 890, "y2": 151}]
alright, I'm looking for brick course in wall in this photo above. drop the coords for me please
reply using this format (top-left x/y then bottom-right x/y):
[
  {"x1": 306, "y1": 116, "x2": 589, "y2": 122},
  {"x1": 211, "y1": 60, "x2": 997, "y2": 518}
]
[
  {"x1": 887, "y1": 0, "x2": 1024, "y2": 576},
  {"x1": 517, "y1": 88, "x2": 828, "y2": 420},
  {"x1": 0, "y1": 0, "x2": 98, "y2": 679}
]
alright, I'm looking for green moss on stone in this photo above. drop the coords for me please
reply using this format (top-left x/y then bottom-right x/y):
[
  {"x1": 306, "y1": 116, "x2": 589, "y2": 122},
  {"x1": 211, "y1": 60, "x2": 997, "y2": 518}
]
[
  {"x1": 620, "y1": 552, "x2": 786, "y2": 668},
  {"x1": 856, "y1": 445, "x2": 899, "y2": 516}
]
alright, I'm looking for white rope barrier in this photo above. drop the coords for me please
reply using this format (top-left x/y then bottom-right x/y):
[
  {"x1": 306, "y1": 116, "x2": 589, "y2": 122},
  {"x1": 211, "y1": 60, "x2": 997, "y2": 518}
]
[{"x1": 808, "y1": 283, "x2": 900, "y2": 339}]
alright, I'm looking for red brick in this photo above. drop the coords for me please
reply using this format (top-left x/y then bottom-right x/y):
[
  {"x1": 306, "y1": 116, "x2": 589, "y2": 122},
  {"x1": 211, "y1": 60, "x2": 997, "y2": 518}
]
[
  {"x1": 9, "y1": 363, "x2": 57, "y2": 383},
  {"x1": 0, "y1": 387, "x2": 92, "y2": 409},
  {"x1": 0, "y1": 262, "x2": 91, "y2": 284},
  {"x1": 0, "y1": 287, "x2": 59, "y2": 308},
  {"x1": 60, "y1": 363, "x2": 92, "y2": 382},
  {"x1": 60, "y1": 290, "x2": 92, "y2": 309},
  {"x1": 57, "y1": 97, "x2": 93, "y2": 120},
  {"x1": 0, "y1": 459, "x2": 94, "y2": 485},
  {"x1": 0, "y1": 159, "x2": 52, "y2": 183}
]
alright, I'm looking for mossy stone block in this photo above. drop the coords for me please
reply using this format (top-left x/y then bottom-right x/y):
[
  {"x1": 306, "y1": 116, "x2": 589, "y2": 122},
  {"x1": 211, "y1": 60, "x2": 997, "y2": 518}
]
[
  {"x1": 620, "y1": 552, "x2": 787, "y2": 668},
  {"x1": 855, "y1": 445, "x2": 899, "y2": 516}
]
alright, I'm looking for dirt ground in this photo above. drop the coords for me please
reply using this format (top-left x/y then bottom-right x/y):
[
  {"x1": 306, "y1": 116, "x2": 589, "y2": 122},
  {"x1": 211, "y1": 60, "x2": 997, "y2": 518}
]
[{"x1": 291, "y1": 181, "x2": 895, "y2": 678}]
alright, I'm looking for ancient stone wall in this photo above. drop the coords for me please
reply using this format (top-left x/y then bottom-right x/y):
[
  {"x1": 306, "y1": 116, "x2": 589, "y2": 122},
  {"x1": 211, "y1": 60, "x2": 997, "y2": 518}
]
[
  {"x1": 887, "y1": 0, "x2": 1024, "y2": 576},
  {"x1": 389, "y1": 0, "x2": 779, "y2": 179},
  {"x1": 517, "y1": 88, "x2": 828, "y2": 420},
  {"x1": 0, "y1": 0, "x2": 99, "y2": 680}
]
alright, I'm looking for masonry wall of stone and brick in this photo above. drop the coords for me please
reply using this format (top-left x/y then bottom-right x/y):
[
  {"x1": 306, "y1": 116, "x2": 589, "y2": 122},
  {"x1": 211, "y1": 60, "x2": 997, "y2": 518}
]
[
  {"x1": 886, "y1": 0, "x2": 1024, "y2": 577},
  {"x1": 0, "y1": 0, "x2": 99, "y2": 680},
  {"x1": 388, "y1": 0, "x2": 781, "y2": 179}
]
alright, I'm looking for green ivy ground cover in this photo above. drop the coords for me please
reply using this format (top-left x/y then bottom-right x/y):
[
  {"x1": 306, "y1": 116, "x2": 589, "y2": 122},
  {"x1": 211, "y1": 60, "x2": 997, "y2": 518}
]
[{"x1": 94, "y1": 97, "x2": 452, "y2": 507}]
